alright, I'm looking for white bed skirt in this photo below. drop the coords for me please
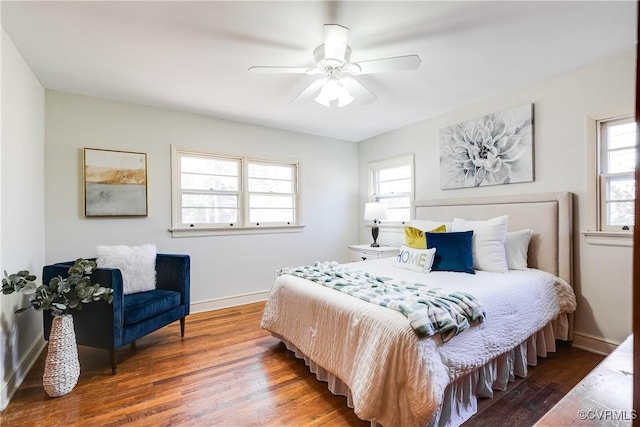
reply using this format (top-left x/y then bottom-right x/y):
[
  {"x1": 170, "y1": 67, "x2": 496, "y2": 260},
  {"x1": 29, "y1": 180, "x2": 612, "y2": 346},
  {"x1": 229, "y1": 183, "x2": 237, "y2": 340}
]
[{"x1": 275, "y1": 313, "x2": 569, "y2": 427}]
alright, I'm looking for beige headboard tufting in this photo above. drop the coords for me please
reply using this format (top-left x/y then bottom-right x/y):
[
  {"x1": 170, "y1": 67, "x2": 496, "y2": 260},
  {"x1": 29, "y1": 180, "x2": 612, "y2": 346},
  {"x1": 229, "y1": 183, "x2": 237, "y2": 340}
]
[{"x1": 413, "y1": 192, "x2": 573, "y2": 283}]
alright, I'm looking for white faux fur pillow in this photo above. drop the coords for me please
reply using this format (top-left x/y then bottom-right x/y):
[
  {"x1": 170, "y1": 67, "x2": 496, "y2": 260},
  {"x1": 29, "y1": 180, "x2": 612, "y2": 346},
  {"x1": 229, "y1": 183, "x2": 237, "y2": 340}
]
[{"x1": 96, "y1": 244, "x2": 157, "y2": 295}]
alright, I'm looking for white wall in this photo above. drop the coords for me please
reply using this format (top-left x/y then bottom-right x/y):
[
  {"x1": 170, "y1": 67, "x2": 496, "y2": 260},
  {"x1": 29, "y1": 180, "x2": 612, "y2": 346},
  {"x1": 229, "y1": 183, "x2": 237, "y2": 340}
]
[
  {"x1": 44, "y1": 92, "x2": 359, "y2": 309},
  {"x1": 0, "y1": 28, "x2": 46, "y2": 410},
  {"x1": 358, "y1": 49, "x2": 635, "y2": 353}
]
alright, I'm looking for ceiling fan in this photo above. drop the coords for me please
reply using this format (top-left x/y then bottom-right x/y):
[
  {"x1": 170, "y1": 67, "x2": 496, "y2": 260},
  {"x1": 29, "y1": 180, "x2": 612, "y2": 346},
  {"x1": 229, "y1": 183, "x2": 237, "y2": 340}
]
[{"x1": 248, "y1": 24, "x2": 422, "y2": 107}]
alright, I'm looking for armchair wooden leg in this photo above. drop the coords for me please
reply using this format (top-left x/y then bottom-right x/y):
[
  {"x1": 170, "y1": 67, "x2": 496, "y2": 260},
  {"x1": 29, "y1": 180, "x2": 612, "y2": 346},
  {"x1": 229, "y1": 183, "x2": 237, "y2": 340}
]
[
  {"x1": 180, "y1": 317, "x2": 186, "y2": 338},
  {"x1": 109, "y1": 350, "x2": 117, "y2": 375},
  {"x1": 131, "y1": 341, "x2": 136, "y2": 351}
]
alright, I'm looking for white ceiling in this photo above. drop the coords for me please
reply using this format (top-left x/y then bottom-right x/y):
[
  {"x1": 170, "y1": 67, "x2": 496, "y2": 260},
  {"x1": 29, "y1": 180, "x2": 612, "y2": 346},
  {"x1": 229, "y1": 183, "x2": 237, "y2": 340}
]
[{"x1": 2, "y1": 1, "x2": 637, "y2": 142}]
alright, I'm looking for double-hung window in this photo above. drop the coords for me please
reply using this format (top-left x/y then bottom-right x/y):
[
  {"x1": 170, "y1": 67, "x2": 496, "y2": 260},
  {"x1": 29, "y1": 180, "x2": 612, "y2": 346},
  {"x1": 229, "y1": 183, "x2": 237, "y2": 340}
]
[
  {"x1": 598, "y1": 116, "x2": 636, "y2": 231},
  {"x1": 172, "y1": 147, "x2": 300, "y2": 234},
  {"x1": 368, "y1": 154, "x2": 414, "y2": 222},
  {"x1": 247, "y1": 160, "x2": 297, "y2": 225},
  {"x1": 180, "y1": 154, "x2": 241, "y2": 226}
]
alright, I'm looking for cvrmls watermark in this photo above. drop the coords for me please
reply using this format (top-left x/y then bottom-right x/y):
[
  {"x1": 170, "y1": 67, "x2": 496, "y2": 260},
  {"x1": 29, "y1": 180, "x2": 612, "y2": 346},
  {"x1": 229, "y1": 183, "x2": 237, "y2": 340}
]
[{"x1": 577, "y1": 410, "x2": 636, "y2": 421}]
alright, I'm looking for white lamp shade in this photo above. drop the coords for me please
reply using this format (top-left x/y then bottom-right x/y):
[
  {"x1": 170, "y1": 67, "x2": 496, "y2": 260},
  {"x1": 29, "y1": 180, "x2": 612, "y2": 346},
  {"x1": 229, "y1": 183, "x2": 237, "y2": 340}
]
[
  {"x1": 364, "y1": 202, "x2": 388, "y2": 221},
  {"x1": 314, "y1": 77, "x2": 354, "y2": 108},
  {"x1": 337, "y1": 86, "x2": 354, "y2": 107}
]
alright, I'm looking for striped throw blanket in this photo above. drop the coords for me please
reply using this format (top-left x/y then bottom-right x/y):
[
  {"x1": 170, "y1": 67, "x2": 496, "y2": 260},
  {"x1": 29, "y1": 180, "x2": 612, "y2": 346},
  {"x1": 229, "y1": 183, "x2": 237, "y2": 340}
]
[{"x1": 279, "y1": 261, "x2": 485, "y2": 342}]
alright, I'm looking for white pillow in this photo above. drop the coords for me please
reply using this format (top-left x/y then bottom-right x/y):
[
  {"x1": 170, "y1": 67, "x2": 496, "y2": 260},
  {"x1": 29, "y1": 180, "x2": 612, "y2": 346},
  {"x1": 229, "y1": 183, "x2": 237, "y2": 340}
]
[
  {"x1": 452, "y1": 215, "x2": 509, "y2": 272},
  {"x1": 505, "y1": 229, "x2": 533, "y2": 270},
  {"x1": 409, "y1": 220, "x2": 452, "y2": 232},
  {"x1": 96, "y1": 244, "x2": 157, "y2": 294},
  {"x1": 394, "y1": 245, "x2": 436, "y2": 273}
]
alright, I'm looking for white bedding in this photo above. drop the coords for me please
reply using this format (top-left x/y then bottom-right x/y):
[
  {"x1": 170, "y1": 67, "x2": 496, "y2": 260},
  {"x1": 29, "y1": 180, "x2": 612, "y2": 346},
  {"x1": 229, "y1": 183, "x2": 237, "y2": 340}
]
[
  {"x1": 354, "y1": 258, "x2": 575, "y2": 380},
  {"x1": 260, "y1": 257, "x2": 576, "y2": 426}
]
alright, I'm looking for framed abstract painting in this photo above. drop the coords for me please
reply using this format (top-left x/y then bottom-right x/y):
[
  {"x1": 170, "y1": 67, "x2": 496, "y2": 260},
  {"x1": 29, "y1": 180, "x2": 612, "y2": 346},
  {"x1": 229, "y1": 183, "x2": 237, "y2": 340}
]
[
  {"x1": 439, "y1": 104, "x2": 534, "y2": 189},
  {"x1": 83, "y1": 148, "x2": 148, "y2": 217}
]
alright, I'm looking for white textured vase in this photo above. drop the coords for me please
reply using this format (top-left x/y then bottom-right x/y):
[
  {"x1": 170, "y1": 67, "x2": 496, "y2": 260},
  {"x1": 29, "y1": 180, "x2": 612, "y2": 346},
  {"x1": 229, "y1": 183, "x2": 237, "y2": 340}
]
[{"x1": 43, "y1": 314, "x2": 80, "y2": 397}]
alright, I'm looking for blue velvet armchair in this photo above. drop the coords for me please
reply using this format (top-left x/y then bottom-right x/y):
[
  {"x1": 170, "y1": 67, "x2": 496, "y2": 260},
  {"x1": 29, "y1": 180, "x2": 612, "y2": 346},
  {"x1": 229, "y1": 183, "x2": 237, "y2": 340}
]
[{"x1": 42, "y1": 254, "x2": 190, "y2": 374}]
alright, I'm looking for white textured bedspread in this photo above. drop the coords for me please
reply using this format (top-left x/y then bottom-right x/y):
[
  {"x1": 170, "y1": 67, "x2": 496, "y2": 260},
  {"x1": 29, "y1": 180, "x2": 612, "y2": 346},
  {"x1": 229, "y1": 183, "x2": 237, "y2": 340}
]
[{"x1": 260, "y1": 258, "x2": 576, "y2": 426}]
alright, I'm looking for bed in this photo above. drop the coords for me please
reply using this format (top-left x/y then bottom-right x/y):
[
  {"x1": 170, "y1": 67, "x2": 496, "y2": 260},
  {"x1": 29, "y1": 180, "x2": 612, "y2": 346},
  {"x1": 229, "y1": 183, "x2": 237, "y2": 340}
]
[{"x1": 261, "y1": 192, "x2": 576, "y2": 426}]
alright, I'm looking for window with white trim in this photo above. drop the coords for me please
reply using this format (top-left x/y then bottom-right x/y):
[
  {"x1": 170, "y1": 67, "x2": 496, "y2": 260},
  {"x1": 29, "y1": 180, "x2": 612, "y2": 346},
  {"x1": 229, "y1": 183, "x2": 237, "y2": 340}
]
[
  {"x1": 172, "y1": 148, "x2": 299, "y2": 231},
  {"x1": 598, "y1": 116, "x2": 636, "y2": 231},
  {"x1": 368, "y1": 154, "x2": 414, "y2": 222},
  {"x1": 180, "y1": 154, "x2": 241, "y2": 225},
  {"x1": 247, "y1": 160, "x2": 297, "y2": 224}
]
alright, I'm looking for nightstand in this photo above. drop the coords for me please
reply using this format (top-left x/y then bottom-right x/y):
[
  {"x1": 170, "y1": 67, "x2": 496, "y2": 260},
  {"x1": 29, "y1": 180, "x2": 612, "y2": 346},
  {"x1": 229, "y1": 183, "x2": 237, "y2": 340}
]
[{"x1": 348, "y1": 244, "x2": 399, "y2": 262}]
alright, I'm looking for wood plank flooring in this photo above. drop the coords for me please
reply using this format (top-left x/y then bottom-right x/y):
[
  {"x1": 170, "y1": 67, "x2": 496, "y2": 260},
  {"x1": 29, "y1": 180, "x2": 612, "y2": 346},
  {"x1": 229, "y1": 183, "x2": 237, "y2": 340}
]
[{"x1": 1, "y1": 302, "x2": 604, "y2": 426}]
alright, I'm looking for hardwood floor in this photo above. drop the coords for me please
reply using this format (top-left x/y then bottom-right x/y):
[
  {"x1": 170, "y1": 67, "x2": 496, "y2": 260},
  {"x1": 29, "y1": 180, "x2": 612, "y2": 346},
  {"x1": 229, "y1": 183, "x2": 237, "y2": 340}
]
[{"x1": 1, "y1": 302, "x2": 604, "y2": 426}]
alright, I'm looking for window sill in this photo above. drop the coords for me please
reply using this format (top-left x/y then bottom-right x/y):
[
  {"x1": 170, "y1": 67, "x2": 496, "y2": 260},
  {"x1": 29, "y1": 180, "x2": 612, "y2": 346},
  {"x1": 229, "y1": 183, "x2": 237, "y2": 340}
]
[
  {"x1": 169, "y1": 224, "x2": 306, "y2": 238},
  {"x1": 581, "y1": 230, "x2": 633, "y2": 247}
]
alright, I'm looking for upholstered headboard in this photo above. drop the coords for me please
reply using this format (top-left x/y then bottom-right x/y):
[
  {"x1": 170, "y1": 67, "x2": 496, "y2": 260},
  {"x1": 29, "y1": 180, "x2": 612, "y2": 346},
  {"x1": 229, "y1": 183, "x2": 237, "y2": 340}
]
[{"x1": 413, "y1": 192, "x2": 573, "y2": 283}]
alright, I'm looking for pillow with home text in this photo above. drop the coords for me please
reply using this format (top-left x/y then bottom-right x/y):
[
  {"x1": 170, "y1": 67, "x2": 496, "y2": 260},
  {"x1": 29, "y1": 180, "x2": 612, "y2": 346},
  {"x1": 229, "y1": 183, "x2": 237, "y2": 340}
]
[{"x1": 394, "y1": 245, "x2": 436, "y2": 273}]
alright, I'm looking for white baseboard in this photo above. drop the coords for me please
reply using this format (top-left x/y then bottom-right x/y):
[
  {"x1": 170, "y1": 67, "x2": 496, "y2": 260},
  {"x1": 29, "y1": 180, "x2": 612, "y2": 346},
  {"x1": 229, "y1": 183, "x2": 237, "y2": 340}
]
[
  {"x1": 572, "y1": 331, "x2": 621, "y2": 356},
  {"x1": 1, "y1": 333, "x2": 46, "y2": 411},
  {"x1": 190, "y1": 290, "x2": 270, "y2": 314}
]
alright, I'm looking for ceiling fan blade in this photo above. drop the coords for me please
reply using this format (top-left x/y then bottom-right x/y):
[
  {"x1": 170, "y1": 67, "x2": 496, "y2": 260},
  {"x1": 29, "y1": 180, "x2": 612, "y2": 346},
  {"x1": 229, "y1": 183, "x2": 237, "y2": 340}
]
[
  {"x1": 248, "y1": 66, "x2": 316, "y2": 74},
  {"x1": 355, "y1": 55, "x2": 422, "y2": 74},
  {"x1": 288, "y1": 79, "x2": 326, "y2": 105},
  {"x1": 323, "y1": 24, "x2": 350, "y2": 61},
  {"x1": 341, "y1": 77, "x2": 377, "y2": 105}
]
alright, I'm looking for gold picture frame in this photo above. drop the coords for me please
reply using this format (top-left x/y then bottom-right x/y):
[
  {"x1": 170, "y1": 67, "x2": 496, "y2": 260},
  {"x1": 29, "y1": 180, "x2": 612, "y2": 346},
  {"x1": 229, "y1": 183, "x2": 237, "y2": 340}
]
[{"x1": 83, "y1": 148, "x2": 148, "y2": 217}]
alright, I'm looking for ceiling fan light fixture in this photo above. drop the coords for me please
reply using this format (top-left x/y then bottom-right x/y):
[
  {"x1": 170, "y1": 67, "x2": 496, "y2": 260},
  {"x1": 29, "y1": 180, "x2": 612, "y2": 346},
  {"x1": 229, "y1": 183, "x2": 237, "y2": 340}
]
[
  {"x1": 314, "y1": 77, "x2": 353, "y2": 108},
  {"x1": 337, "y1": 88, "x2": 354, "y2": 107},
  {"x1": 250, "y1": 23, "x2": 420, "y2": 107},
  {"x1": 314, "y1": 78, "x2": 337, "y2": 107},
  {"x1": 314, "y1": 93, "x2": 331, "y2": 107}
]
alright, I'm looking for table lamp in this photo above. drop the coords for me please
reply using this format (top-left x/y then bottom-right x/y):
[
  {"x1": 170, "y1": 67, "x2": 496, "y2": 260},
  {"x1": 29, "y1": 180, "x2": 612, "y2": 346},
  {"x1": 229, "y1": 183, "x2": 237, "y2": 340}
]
[{"x1": 364, "y1": 202, "x2": 388, "y2": 247}]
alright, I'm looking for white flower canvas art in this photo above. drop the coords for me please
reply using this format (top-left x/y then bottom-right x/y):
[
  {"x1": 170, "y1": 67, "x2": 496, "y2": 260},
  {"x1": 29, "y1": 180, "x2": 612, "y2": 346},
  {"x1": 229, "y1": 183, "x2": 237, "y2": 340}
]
[{"x1": 439, "y1": 104, "x2": 534, "y2": 189}]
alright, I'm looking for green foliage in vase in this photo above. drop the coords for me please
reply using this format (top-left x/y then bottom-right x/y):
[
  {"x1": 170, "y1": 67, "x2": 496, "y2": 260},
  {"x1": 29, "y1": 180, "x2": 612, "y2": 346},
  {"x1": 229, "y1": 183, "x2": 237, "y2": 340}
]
[{"x1": 2, "y1": 258, "x2": 114, "y2": 317}]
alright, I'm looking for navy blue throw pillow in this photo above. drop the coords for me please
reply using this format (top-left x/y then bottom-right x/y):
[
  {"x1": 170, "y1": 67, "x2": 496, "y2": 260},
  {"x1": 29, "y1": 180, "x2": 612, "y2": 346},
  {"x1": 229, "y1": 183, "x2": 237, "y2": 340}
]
[{"x1": 426, "y1": 230, "x2": 475, "y2": 274}]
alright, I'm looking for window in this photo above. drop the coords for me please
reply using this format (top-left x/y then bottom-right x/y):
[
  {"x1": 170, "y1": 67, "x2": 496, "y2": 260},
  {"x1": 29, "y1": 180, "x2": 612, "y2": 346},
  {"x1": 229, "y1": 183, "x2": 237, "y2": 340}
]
[
  {"x1": 172, "y1": 148, "x2": 300, "y2": 234},
  {"x1": 247, "y1": 160, "x2": 297, "y2": 224},
  {"x1": 368, "y1": 154, "x2": 414, "y2": 222},
  {"x1": 180, "y1": 154, "x2": 241, "y2": 225},
  {"x1": 598, "y1": 116, "x2": 636, "y2": 231}
]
